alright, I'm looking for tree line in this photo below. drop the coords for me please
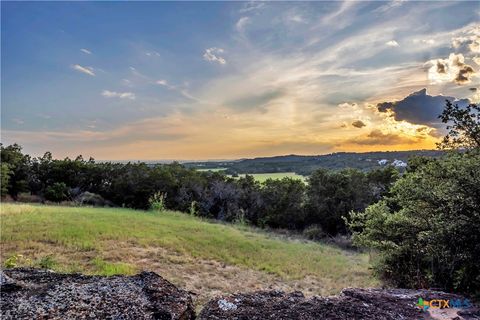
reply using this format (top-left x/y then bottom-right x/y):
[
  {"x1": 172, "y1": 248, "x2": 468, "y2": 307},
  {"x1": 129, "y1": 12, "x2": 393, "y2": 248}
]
[{"x1": 0, "y1": 143, "x2": 398, "y2": 237}]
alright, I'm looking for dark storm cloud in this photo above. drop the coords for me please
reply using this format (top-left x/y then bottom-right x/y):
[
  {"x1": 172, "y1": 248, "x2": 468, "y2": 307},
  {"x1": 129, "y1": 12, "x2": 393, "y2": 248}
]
[
  {"x1": 376, "y1": 89, "x2": 469, "y2": 127},
  {"x1": 455, "y1": 65, "x2": 476, "y2": 85},
  {"x1": 436, "y1": 61, "x2": 446, "y2": 74},
  {"x1": 351, "y1": 120, "x2": 366, "y2": 128}
]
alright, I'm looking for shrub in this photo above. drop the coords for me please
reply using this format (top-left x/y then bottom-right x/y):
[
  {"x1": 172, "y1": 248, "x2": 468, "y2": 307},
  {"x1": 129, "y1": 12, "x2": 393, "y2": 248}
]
[
  {"x1": 188, "y1": 200, "x2": 198, "y2": 216},
  {"x1": 348, "y1": 151, "x2": 480, "y2": 297},
  {"x1": 149, "y1": 192, "x2": 167, "y2": 211},
  {"x1": 75, "y1": 191, "x2": 106, "y2": 206},
  {"x1": 303, "y1": 224, "x2": 327, "y2": 241},
  {"x1": 3, "y1": 254, "x2": 30, "y2": 268},
  {"x1": 38, "y1": 255, "x2": 56, "y2": 269}
]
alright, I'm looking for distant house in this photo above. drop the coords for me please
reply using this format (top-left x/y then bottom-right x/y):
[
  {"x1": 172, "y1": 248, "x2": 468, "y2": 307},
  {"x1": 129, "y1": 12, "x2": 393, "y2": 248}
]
[
  {"x1": 392, "y1": 159, "x2": 407, "y2": 167},
  {"x1": 378, "y1": 159, "x2": 388, "y2": 165}
]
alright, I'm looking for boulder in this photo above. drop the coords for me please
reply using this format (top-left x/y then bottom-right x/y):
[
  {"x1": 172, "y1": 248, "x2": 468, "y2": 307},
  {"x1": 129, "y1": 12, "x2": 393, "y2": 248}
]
[
  {"x1": 198, "y1": 288, "x2": 479, "y2": 320},
  {"x1": 1, "y1": 268, "x2": 195, "y2": 320}
]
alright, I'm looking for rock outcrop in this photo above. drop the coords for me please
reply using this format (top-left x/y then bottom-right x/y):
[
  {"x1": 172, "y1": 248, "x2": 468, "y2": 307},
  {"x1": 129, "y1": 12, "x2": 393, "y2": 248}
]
[
  {"x1": 1, "y1": 268, "x2": 195, "y2": 320},
  {"x1": 198, "y1": 288, "x2": 479, "y2": 320},
  {"x1": 2, "y1": 268, "x2": 478, "y2": 320}
]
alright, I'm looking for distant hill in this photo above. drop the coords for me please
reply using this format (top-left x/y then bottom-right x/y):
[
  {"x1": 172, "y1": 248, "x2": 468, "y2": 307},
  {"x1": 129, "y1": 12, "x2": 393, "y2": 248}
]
[{"x1": 183, "y1": 150, "x2": 445, "y2": 175}]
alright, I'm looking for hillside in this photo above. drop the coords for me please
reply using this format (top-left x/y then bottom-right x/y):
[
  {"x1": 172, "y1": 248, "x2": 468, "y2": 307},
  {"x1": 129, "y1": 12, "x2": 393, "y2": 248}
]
[
  {"x1": 183, "y1": 150, "x2": 444, "y2": 175},
  {"x1": 0, "y1": 203, "x2": 376, "y2": 307}
]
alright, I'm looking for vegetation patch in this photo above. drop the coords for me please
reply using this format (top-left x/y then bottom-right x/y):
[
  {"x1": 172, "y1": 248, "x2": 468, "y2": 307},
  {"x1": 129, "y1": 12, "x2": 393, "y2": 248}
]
[{"x1": 1, "y1": 203, "x2": 376, "y2": 305}]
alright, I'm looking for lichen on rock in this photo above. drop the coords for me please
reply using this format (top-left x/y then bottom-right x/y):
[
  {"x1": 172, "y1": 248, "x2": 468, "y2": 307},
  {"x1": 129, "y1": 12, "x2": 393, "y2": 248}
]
[{"x1": 1, "y1": 268, "x2": 195, "y2": 320}]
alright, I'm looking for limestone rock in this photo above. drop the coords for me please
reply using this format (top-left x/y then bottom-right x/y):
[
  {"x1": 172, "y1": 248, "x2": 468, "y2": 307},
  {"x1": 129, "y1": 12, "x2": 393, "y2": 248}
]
[
  {"x1": 198, "y1": 288, "x2": 479, "y2": 320},
  {"x1": 1, "y1": 268, "x2": 195, "y2": 320}
]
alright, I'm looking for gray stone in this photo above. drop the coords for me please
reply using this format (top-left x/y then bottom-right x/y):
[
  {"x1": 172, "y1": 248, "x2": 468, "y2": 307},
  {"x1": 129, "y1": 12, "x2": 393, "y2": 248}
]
[{"x1": 1, "y1": 268, "x2": 195, "y2": 320}]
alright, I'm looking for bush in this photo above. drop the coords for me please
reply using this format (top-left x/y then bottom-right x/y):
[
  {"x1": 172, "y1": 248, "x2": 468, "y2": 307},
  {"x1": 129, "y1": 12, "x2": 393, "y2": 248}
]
[
  {"x1": 44, "y1": 182, "x2": 69, "y2": 202},
  {"x1": 348, "y1": 151, "x2": 480, "y2": 297},
  {"x1": 149, "y1": 192, "x2": 167, "y2": 211},
  {"x1": 38, "y1": 255, "x2": 56, "y2": 269},
  {"x1": 75, "y1": 191, "x2": 106, "y2": 206},
  {"x1": 303, "y1": 224, "x2": 327, "y2": 241}
]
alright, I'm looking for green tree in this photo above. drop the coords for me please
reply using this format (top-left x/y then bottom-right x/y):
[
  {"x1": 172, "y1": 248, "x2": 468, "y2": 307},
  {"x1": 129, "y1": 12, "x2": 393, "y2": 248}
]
[
  {"x1": 438, "y1": 101, "x2": 479, "y2": 150},
  {"x1": 260, "y1": 178, "x2": 306, "y2": 229},
  {"x1": 1, "y1": 163, "x2": 11, "y2": 197},
  {"x1": 306, "y1": 169, "x2": 376, "y2": 235},
  {"x1": 349, "y1": 152, "x2": 480, "y2": 296},
  {"x1": 44, "y1": 182, "x2": 70, "y2": 202},
  {"x1": 0, "y1": 144, "x2": 30, "y2": 199}
]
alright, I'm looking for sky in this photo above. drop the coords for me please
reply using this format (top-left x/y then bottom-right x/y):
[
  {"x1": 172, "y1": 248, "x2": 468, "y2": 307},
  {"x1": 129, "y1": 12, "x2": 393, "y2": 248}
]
[{"x1": 1, "y1": 1, "x2": 479, "y2": 160}]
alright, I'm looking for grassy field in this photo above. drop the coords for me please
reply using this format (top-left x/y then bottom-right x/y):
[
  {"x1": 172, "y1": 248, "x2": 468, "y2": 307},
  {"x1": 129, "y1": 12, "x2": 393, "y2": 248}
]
[
  {"x1": 197, "y1": 168, "x2": 307, "y2": 183},
  {"x1": 0, "y1": 203, "x2": 376, "y2": 306},
  {"x1": 234, "y1": 172, "x2": 307, "y2": 183},
  {"x1": 196, "y1": 167, "x2": 227, "y2": 172}
]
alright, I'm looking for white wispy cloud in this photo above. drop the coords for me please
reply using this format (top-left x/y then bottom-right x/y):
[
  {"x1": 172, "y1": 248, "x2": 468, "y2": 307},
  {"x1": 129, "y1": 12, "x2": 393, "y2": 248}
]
[
  {"x1": 12, "y1": 118, "x2": 25, "y2": 125},
  {"x1": 71, "y1": 64, "x2": 95, "y2": 76},
  {"x1": 101, "y1": 90, "x2": 136, "y2": 100},
  {"x1": 413, "y1": 39, "x2": 436, "y2": 45},
  {"x1": 80, "y1": 48, "x2": 92, "y2": 54},
  {"x1": 145, "y1": 51, "x2": 160, "y2": 57},
  {"x1": 156, "y1": 79, "x2": 169, "y2": 87},
  {"x1": 156, "y1": 79, "x2": 200, "y2": 102},
  {"x1": 239, "y1": 1, "x2": 265, "y2": 13},
  {"x1": 386, "y1": 40, "x2": 399, "y2": 47},
  {"x1": 374, "y1": 0, "x2": 406, "y2": 13},
  {"x1": 287, "y1": 14, "x2": 306, "y2": 24},
  {"x1": 203, "y1": 47, "x2": 227, "y2": 65},
  {"x1": 236, "y1": 16, "x2": 250, "y2": 32}
]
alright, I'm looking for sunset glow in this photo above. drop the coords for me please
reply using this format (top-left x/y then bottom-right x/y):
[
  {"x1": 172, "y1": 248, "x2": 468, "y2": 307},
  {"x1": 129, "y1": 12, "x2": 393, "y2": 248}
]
[{"x1": 2, "y1": 1, "x2": 479, "y2": 160}]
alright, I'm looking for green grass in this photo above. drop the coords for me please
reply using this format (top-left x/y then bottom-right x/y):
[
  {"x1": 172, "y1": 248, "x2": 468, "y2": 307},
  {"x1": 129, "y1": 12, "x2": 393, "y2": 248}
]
[
  {"x1": 234, "y1": 172, "x2": 307, "y2": 183},
  {"x1": 196, "y1": 167, "x2": 227, "y2": 172},
  {"x1": 196, "y1": 168, "x2": 307, "y2": 183},
  {"x1": 1, "y1": 203, "x2": 375, "y2": 289}
]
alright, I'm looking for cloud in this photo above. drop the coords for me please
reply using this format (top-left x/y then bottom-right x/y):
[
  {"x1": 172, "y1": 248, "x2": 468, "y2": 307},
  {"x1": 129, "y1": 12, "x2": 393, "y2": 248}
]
[
  {"x1": 455, "y1": 64, "x2": 476, "y2": 84},
  {"x1": 156, "y1": 79, "x2": 200, "y2": 102},
  {"x1": 71, "y1": 64, "x2": 95, "y2": 76},
  {"x1": 373, "y1": 0, "x2": 406, "y2": 13},
  {"x1": 225, "y1": 88, "x2": 285, "y2": 112},
  {"x1": 427, "y1": 53, "x2": 477, "y2": 85},
  {"x1": 145, "y1": 51, "x2": 160, "y2": 57},
  {"x1": 451, "y1": 26, "x2": 480, "y2": 53},
  {"x1": 80, "y1": 48, "x2": 92, "y2": 54},
  {"x1": 239, "y1": 1, "x2": 265, "y2": 13},
  {"x1": 377, "y1": 88, "x2": 469, "y2": 127},
  {"x1": 346, "y1": 129, "x2": 418, "y2": 146},
  {"x1": 236, "y1": 17, "x2": 250, "y2": 33},
  {"x1": 287, "y1": 13, "x2": 306, "y2": 24},
  {"x1": 386, "y1": 40, "x2": 399, "y2": 47},
  {"x1": 101, "y1": 90, "x2": 136, "y2": 100},
  {"x1": 349, "y1": 129, "x2": 417, "y2": 145},
  {"x1": 413, "y1": 39, "x2": 436, "y2": 45},
  {"x1": 351, "y1": 120, "x2": 366, "y2": 128},
  {"x1": 203, "y1": 47, "x2": 226, "y2": 65},
  {"x1": 12, "y1": 118, "x2": 25, "y2": 125}
]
